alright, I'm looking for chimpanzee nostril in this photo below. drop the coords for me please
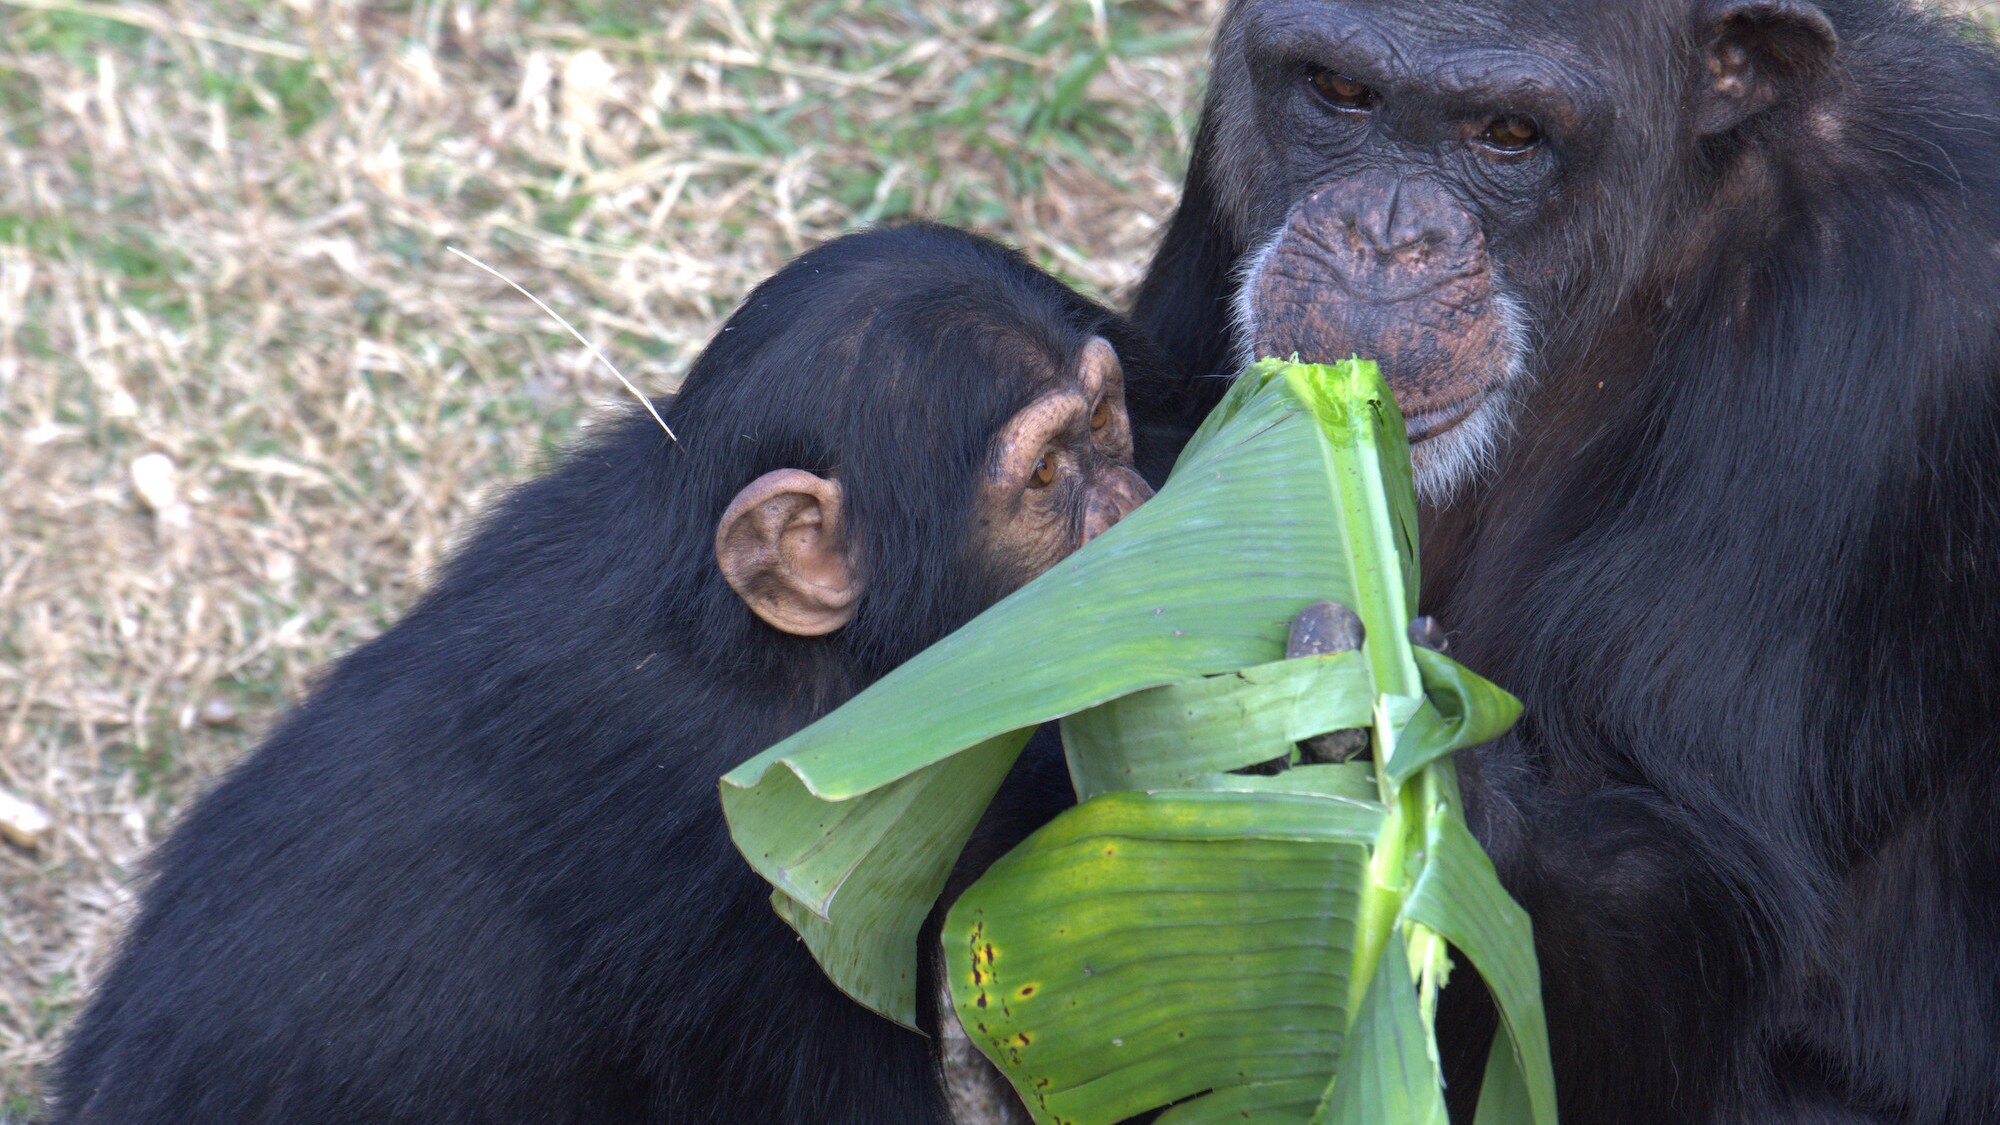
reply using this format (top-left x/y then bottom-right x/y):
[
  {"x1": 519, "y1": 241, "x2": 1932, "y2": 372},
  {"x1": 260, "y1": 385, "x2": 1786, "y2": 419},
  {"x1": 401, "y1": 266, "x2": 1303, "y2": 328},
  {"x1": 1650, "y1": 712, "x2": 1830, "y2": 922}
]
[
  {"x1": 1341, "y1": 178, "x2": 1450, "y2": 261},
  {"x1": 1375, "y1": 179, "x2": 1406, "y2": 253},
  {"x1": 1344, "y1": 184, "x2": 1456, "y2": 260}
]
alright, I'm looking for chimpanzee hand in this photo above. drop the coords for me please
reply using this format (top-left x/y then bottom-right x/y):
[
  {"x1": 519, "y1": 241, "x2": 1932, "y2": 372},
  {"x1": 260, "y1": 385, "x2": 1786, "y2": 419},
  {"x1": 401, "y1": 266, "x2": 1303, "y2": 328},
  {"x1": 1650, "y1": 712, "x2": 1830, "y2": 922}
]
[{"x1": 1274, "y1": 604, "x2": 1453, "y2": 769}]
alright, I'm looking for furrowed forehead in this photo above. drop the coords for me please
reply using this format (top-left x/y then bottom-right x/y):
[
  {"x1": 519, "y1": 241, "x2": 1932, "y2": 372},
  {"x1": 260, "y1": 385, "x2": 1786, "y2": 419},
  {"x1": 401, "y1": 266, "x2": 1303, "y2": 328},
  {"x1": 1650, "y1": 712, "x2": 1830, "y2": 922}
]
[
  {"x1": 1239, "y1": 0, "x2": 1641, "y2": 76},
  {"x1": 1237, "y1": 0, "x2": 1649, "y2": 129},
  {"x1": 851, "y1": 297, "x2": 1083, "y2": 457},
  {"x1": 923, "y1": 288, "x2": 1091, "y2": 393}
]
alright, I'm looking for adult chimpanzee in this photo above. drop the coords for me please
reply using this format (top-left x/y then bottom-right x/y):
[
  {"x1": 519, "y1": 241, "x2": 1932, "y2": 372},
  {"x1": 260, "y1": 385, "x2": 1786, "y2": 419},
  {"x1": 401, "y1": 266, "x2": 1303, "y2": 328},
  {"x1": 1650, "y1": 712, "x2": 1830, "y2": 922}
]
[
  {"x1": 1129, "y1": 1, "x2": 2000, "y2": 1122},
  {"x1": 48, "y1": 223, "x2": 1156, "y2": 1125}
]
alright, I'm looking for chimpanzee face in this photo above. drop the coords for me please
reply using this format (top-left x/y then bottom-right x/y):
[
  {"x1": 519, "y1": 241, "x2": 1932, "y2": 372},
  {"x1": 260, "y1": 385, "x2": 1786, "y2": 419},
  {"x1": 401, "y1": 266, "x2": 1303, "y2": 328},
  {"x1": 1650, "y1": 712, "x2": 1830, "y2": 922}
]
[
  {"x1": 972, "y1": 336, "x2": 1154, "y2": 588},
  {"x1": 713, "y1": 334, "x2": 1153, "y2": 638},
  {"x1": 1206, "y1": 0, "x2": 1833, "y2": 500}
]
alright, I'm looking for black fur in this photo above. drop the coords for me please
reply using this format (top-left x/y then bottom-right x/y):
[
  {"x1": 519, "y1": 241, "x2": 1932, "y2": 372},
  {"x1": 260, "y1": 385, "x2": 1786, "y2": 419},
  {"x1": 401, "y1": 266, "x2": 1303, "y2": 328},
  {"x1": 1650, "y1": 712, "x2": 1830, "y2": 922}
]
[
  {"x1": 47, "y1": 223, "x2": 1156, "y2": 1124},
  {"x1": 1132, "y1": 2, "x2": 2000, "y2": 1123}
]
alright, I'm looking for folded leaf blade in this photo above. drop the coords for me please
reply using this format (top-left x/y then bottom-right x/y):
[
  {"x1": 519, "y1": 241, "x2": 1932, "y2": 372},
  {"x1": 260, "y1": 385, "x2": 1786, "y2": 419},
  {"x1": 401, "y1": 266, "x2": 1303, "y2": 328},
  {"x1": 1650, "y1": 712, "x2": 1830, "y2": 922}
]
[
  {"x1": 767, "y1": 730, "x2": 1030, "y2": 1025},
  {"x1": 944, "y1": 791, "x2": 1375, "y2": 1125},
  {"x1": 1313, "y1": 939, "x2": 1448, "y2": 1125},
  {"x1": 1061, "y1": 651, "x2": 1375, "y2": 797},
  {"x1": 1404, "y1": 810, "x2": 1558, "y2": 1125}
]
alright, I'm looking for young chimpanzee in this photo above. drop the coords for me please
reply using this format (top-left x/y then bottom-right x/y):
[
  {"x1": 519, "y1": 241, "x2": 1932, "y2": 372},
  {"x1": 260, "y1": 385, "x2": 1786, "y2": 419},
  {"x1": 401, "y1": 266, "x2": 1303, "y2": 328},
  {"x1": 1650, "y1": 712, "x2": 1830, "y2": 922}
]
[{"x1": 48, "y1": 223, "x2": 1157, "y2": 1125}]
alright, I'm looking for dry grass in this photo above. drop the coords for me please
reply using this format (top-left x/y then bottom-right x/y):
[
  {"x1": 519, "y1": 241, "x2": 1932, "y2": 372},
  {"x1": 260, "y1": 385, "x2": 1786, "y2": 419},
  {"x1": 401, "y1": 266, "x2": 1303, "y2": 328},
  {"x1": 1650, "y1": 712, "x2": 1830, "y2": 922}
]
[
  {"x1": 0, "y1": 0, "x2": 1216, "y2": 1109},
  {"x1": 0, "y1": 0, "x2": 1991, "y2": 1116}
]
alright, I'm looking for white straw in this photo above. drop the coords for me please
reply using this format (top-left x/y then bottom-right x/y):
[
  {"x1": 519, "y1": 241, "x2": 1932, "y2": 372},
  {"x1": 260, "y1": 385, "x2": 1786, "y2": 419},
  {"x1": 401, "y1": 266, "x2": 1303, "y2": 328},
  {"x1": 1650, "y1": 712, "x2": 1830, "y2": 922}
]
[{"x1": 446, "y1": 245, "x2": 677, "y2": 443}]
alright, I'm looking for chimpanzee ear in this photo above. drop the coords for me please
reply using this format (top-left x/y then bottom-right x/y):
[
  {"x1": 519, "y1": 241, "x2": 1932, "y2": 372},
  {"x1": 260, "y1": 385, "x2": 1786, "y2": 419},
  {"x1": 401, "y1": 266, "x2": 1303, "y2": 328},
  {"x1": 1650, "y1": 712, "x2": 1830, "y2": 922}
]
[
  {"x1": 715, "y1": 469, "x2": 860, "y2": 637},
  {"x1": 1693, "y1": 0, "x2": 1837, "y2": 136}
]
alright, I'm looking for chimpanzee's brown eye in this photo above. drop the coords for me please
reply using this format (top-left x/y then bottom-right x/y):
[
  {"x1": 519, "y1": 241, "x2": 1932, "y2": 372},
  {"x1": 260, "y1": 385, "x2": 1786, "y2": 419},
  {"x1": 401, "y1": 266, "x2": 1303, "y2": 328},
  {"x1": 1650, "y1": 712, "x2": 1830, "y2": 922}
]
[
  {"x1": 1029, "y1": 452, "x2": 1058, "y2": 489},
  {"x1": 1479, "y1": 115, "x2": 1542, "y2": 153},
  {"x1": 1308, "y1": 69, "x2": 1375, "y2": 111},
  {"x1": 1089, "y1": 397, "x2": 1112, "y2": 431}
]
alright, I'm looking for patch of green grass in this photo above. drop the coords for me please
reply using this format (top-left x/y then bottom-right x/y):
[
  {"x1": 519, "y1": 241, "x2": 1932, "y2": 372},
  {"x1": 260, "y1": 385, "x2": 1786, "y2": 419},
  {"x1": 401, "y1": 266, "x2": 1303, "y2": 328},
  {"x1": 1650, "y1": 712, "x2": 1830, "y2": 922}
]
[
  {"x1": 0, "y1": 211, "x2": 76, "y2": 256},
  {"x1": 197, "y1": 673, "x2": 294, "y2": 763},
  {"x1": 532, "y1": 189, "x2": 595, "y2": 237},
  {"x1": 199, "y1": 59, "x2": 334, "y2": 137},
  {"x1": 660, "y1": 106, "x2": 803, "y2": 159},
  {"x1": 11, "y1": 314, "x2": 56, "y2": 361},
  {"x1": 12, "y1": 9, "x2": 148, "y2": 64},
  {"x1": 521, "y1": 0, "x2": 656, "y2": 39},
  {"x1": 614, "y1": 328, "x2": 681, "y2": 364},
  {"x1": 264, "y1": 60, "x2": 335, "y2": 135},
  {"x1": 84, "y1": 223, "x2": 195, "y2": 323},
  {"x1": 626, "y1": 0, "x2": 1198, "y2": 233},
  {"x1": 379, "y1": 224, "x2": 432, "y2": 267},
  {"x1": 128, "y1": 713, "x2": 190, "y2": 803},
  {"x1": 107, "y1": 736, "x2": 175, "y2": 803},
  {"x1": 5, "y1": 207, "x2": 217, "y2": 328},
  {"x1": 453, "y1": 175, "x2": 515, "y2": 216},
  {"x1": 0, "y1": 67, "x2": 41, "y2": 141},
  {"x1": 28, "y1": 974, "x2": 75, "y2": 1040},
  {"x1": 91, "y1": 224, "x2": 181, "y2": 281}
]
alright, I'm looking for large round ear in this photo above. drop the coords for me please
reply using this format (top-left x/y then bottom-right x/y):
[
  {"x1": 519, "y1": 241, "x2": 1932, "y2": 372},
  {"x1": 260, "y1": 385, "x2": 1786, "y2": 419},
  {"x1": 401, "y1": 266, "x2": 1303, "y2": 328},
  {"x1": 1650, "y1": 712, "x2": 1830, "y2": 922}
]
[
  {"x1": 715, "y1": 469, "x2": 860, "y2": 637},
  {"x1": 1693, "y1": 0, "x2": 1837, "y2": 136}
]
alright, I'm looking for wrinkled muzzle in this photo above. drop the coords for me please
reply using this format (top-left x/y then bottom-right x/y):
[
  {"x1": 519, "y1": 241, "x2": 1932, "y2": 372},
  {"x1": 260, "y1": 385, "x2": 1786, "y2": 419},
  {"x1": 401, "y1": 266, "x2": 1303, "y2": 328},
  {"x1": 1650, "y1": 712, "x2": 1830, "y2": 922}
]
[{"x1": 1243, "y1": 171, "x2": 1520, "y2": 442}]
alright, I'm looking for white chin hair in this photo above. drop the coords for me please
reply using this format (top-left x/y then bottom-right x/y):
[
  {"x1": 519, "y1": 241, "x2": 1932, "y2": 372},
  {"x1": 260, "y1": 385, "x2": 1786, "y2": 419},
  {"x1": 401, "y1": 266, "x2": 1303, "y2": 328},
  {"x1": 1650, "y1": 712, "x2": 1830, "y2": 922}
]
[
  {"x1": 1408, "y1": 387, "x2": 1515, "y2": 506},
  {"x1": 1229, "y1": 241, "x2": 1531, "y2": 509}
]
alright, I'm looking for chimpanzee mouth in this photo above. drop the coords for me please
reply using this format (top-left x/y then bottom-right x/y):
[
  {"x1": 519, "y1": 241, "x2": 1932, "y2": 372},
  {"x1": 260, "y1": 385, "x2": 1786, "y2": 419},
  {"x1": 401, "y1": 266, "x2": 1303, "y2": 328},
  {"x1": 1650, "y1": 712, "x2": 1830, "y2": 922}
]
[
  {"x1": 1403, "y1": 392, "x2": 1486, "y2": 444},
  {"x1": 1228, "y1": 229, "x2": 1532, "y2": 505}
]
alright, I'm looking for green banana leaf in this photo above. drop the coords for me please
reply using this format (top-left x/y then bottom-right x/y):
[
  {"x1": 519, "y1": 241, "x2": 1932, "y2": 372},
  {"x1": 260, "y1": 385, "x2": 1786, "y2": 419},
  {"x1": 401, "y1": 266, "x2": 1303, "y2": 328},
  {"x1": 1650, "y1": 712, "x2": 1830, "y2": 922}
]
[
  {"x1": 944, "y1": 790, "x2": 1378, "y2": 1125},
  {"x1": 935, "y1": 361, "x2": 1550, "y2": 1124},
  {"x1": 722, "y1": 360, "x2": 1370, "y2": 1025},
  {"x1": 721, "y1": 360, "x2": 1556, "y2": 1124}
]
